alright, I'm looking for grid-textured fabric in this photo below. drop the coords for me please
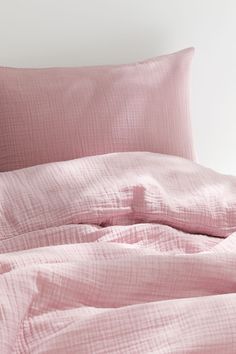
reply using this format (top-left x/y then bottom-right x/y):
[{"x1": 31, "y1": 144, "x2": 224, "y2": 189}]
[
  {"x1": 1, "y1": 152, "x2": 236, "y2": 353},
  {"x1": 0, "y1": 48, "x2": 195, "y2": 171}
]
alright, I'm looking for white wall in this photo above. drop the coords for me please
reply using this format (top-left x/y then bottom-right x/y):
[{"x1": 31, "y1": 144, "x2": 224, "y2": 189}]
[{"x1": 0, "y1": 0, "x2": 235, "y2": 175}]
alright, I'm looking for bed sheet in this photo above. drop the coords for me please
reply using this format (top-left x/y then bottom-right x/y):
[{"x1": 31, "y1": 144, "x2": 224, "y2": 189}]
[{"x1": 1, "y1": 152, "x2": 236, "y2": 353}]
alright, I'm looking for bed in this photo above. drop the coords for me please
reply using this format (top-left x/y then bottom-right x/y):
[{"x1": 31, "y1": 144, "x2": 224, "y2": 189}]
[{"x1": 0, "y1": 48, "x2": 236, "y2": 353}]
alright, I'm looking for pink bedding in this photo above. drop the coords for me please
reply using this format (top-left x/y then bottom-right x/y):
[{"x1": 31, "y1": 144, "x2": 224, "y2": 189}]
[
  {"x1": 1, "y1": 152, "x2": 236, "y2": 353},
  {"x1": 0, "y1": 48, "x2": 195, "y2": 172}
]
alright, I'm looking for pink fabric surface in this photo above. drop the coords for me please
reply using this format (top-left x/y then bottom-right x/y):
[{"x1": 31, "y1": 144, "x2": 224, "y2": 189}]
[
  {"x1": 0, "y1": 48, "x2": 195, "y2": 172},
  {"x1": 1, "y1": 152, "x2": 236, "y2": 353}
]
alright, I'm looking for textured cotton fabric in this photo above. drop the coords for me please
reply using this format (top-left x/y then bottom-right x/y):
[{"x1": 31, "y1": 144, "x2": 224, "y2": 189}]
[
  {"x1": 1, "y1": 152, "x2": 236, "y2": 353},
  {"x1": 0, "y1": 48, "x2": 195, "y2": 171}
]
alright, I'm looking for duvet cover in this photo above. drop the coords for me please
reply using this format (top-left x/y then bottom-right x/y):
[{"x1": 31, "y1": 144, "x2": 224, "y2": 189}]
[{"x1": 1, "y1": 152, "x2": 236, "y2": 353}]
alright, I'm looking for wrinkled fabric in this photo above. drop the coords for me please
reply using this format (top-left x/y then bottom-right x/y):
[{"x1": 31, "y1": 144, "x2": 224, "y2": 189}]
[{"x1": 1, "y1": 152, "x2": 236, "y2": 353}]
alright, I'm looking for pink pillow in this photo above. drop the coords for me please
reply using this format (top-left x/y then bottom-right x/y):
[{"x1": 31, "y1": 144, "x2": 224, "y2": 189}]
[{"x1": 0, "y1": 48, "x2": 195, "y2": 171}]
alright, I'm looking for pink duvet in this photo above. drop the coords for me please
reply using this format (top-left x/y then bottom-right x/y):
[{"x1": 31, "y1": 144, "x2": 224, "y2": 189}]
[{"x1": 1, "y1": 152, "x2": 236, "y2": 353}]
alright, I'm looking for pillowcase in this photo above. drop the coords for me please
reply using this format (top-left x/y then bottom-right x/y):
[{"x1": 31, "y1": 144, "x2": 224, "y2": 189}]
[{"x1": 0, "y1": 47, "x2": 195, "y2": 171}]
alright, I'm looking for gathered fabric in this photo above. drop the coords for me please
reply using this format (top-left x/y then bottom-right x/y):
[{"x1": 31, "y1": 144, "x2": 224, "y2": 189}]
[{"x1": 1, "y1": 152, "x2": 236, "y2": 353}]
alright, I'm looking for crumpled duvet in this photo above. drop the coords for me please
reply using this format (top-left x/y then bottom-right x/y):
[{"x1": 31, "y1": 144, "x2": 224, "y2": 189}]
[{"x1": 1, "y1": 152, "x2": 236, "y2": 354}]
